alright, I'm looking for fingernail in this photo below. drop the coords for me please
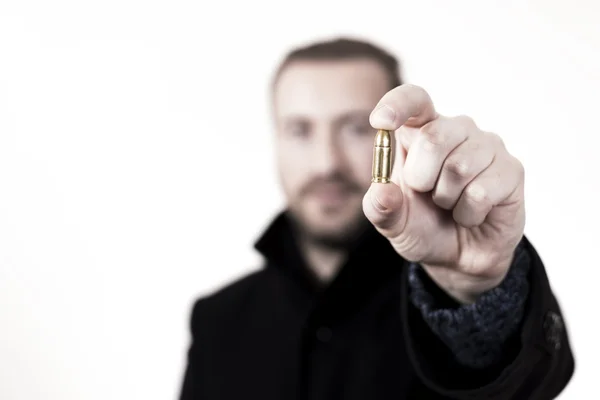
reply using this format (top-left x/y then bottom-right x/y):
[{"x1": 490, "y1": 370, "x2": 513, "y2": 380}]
[{"x1": 370, "y1": 104, "x2": 396, "y2": 126}]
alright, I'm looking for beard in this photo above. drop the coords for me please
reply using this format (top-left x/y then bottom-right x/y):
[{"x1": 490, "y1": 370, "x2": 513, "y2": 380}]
[
  {"x1": 287, "y1": 209, "x2": 370, "y2": 250},
  {"x1": 286, "y1": 172, "x2": 371, "y2": 250}
]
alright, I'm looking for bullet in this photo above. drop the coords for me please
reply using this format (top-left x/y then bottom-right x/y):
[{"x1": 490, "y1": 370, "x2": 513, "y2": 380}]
[{"x1": 372, "y1": 129, "x2": 392, "y2": 183}]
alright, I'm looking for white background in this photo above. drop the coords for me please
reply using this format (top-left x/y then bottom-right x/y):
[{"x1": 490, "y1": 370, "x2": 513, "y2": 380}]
[{"x1": 1, "y1": 0, "x2": 598, "y2": 399}]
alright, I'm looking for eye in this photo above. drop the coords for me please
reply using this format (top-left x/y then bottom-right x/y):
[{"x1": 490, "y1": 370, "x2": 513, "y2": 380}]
[
  {"x1": 341, "y1": 122, "x2": 372, "y2": 137},
  {"x1": 285, "y1": 121, "x2": 311, "y2": 138}
]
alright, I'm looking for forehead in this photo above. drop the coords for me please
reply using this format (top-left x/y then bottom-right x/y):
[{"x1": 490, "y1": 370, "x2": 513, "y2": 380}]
[{"x1": 274, "y1": 59, "x2": 390, "y2": 118}]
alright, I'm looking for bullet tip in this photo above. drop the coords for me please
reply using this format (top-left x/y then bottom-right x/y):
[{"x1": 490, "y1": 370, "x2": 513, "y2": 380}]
[{"x1": 374, "y1": 129, "x2": 391, "y2": 147}]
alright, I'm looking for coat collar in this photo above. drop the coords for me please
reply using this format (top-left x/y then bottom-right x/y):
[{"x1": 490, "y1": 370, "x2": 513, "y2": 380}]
[{"x1": 253, "y1": 210, "x2": 405, "y2": 323}]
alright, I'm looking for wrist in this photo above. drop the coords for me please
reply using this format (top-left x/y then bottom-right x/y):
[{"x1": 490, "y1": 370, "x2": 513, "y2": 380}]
[
  {"x1": 422, "y1": 253, "x2": 514, "y2": 305},
  {"x1": 407, "y1": 242, "x2": 531, "y2": 369}
]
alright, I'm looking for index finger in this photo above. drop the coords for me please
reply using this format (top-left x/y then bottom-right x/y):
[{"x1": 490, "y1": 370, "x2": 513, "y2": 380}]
[{"x1": 369, "y1": 84, "x2": 438, "y2": 130}]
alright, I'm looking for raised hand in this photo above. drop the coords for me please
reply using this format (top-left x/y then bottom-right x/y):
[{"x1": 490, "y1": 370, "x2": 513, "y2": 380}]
[{"x1": 363, "y1": 84, "x2": 526, "y2": 304}]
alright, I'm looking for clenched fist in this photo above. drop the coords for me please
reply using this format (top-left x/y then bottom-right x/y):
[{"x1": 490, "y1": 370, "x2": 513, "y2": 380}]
[{"x1": 362, "y1": 84, "x2": 526, "y2": 304}]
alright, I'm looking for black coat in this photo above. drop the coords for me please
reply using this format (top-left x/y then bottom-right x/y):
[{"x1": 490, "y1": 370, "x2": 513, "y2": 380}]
[{"x1": 179, "y1": 212, "x2": 574, "y2": 399}]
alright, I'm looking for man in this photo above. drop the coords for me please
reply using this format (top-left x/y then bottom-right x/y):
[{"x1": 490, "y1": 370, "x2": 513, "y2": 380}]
[{"x1": 179, "y1": 37, "x2": 574, "y2": 399}]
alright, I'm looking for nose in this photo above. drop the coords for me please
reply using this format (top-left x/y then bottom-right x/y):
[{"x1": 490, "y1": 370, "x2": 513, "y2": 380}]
[{"x1": 312, "y1": 131, "x2": 344, "y2": 176}]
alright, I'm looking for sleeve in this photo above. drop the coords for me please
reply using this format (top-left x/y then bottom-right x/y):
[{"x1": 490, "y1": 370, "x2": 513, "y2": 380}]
[
  {"x1": 407, "y1": 238, "x2": 530, "y2": 369},
  {"x1": 401, "y1": 235, "x2": 575, "y2": 399}
]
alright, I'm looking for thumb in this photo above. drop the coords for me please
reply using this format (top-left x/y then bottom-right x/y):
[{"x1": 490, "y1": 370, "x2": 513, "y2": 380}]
[{"x1": 362, "y1": 182, "x2": 406, "y2": 235}]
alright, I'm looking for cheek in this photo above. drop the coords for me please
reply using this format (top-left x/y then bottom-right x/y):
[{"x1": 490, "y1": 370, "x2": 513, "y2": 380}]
[
  {"x1": 345, "y1": 139, "x2": 375, "y2": 187},
  {"x1": 276, "y1": 141, "x2": 310, "y2": 194}
]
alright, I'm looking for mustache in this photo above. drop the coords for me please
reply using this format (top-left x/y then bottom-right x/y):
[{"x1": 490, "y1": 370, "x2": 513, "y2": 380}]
[{"x1": 299, "y1": 173, "x2": 363, "y2": 197}]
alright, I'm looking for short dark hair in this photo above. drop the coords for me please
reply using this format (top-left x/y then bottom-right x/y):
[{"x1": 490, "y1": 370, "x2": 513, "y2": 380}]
[{"x1": 272, "y1": 37, "x2": 403, "y2": 90}]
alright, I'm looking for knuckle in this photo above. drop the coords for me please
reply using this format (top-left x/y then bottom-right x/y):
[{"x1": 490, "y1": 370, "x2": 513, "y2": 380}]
[
  {"x1": 454, "y1": 114, "x2": 476, "y2": 128},
  {"x1": 454, "y1": 115, "x2": 478, "y2": 139},
  {"x1": 383, "y1": 88, "x2": 410, "y2": 112},
  {"x1": 400, "y1": 84, "x2": 431, "y2": 107},
  {"x1": 420, "y1": 125, "x2": 447, "y2": 150},
  {"x1": 467, "y1": 139, "x2": 482, "y2": 152},
  {"x1": 486, "y1": 131, "x2": 506, "y2": 149},
  {"x1": 511, "y1": 155, "x2": 525, "y2": 178},
  {"x1": 444, "y1": 115, "x2": 472, "y2": 140},
  {"x1": 396, "y1": 90, "x2": 412, "y2": 107},
  {"x1": 464, "y1": 183, "x2": 489, "y2": 205},
  {"x1": 404, "y1": 170, "x2": 424, "y2": 191},
  {"x1": 403, "y1": 83, "x2": 425, "y2": 93},
  {"x1": 443, "y1": 156, "x2": 471, "y2": 178},
  {"x1": 432, "y1": 191, "x2": 455, "y2": 210}
]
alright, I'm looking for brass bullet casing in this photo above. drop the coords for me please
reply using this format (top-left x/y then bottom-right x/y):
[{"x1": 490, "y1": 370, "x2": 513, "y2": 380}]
[{"x1": 372, "y1": 129, "x2": 393, "y2": 183}]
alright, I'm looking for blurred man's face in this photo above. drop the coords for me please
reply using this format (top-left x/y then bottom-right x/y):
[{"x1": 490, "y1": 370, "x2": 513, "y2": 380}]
[{"x1": 273, "y1": 58, "x2": 391, "y2": 247}]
